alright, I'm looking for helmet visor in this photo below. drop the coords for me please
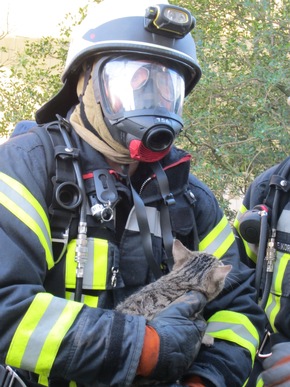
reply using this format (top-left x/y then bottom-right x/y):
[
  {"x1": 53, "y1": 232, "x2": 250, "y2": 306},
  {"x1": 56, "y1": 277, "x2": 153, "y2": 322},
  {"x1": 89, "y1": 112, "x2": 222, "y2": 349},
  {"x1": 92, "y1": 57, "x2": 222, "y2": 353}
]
[{"x1": 99, "y1": 58, "x2": 185, "y2": 116}]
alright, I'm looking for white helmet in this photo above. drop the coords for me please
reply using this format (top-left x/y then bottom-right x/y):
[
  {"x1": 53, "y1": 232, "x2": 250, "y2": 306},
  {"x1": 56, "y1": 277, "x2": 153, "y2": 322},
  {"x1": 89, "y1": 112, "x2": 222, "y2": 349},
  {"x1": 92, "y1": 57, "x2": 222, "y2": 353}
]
[{"x1": 36, "y1": 0, "x2": 201, "y2": 124}]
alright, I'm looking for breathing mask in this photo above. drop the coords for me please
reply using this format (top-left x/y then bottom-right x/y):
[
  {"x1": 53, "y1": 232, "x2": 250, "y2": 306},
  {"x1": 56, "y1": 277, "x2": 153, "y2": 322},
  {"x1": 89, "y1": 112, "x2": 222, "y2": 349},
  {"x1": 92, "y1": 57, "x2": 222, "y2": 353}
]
[{"x1": 92, "y1": 56, "x2": 185, "y2": 162}]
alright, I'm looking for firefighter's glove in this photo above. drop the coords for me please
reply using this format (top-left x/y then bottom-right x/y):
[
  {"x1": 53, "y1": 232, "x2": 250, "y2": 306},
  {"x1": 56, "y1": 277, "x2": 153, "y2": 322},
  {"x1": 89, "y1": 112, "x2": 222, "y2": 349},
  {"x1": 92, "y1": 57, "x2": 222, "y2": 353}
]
[
  {"x1": 144, "y1": 291, "x2": 207, "y2": 382},
  {"x1": 260, "y1": 342, "x2": 290, "y2": 386}
]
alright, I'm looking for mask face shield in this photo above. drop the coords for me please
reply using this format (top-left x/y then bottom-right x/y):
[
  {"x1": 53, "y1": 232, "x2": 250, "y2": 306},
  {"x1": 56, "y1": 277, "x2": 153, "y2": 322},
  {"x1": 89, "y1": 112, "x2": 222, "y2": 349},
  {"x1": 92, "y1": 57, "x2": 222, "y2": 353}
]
[
  {"x1": 92, "y1": 56, "x2": 187, "y2": 162},
  {"x1": 100, "y1": 58, "x2": 185, "y2": 117}
]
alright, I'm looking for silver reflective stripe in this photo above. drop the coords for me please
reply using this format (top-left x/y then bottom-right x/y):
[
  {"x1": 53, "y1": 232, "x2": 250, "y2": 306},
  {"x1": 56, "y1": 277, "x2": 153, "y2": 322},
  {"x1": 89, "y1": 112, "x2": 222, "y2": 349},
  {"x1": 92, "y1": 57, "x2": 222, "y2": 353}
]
[
  {"x1": 0, "y1": 172, "x2": 53, "y2": 268},
  {"x1": 82, "y1": 238, "x2": 108, "y2": 289},
  {"x1": 206, "y1": 310, "x2": 260, "y2": 363},
  {"x1": 82, "y1": 238, "x2": 95, "y2": 288},
  {"x1": 206, "y1": 321, "x2": 259, "y2": 349},
  {"x1": 20, "y1": 297, "x2": 65, "y2": 369},
  {"x1": 277, "y1": 204, "x2": 290, "y2": 232},
  {"x1": 199, "y1": 216, "x2": 235, "y2": 258},
  {"x1": 125, "y1": 206, "x2": 162, "y2": 237},
  {"x1": 6, "y1": 293, "x2": 83, "y2": 373},
  {"x1": 265, "y1": 250, "x2": 289, "y2": 330},
  {"x1": 65, "y1": 238, "x2": 108, "y2": 290}
]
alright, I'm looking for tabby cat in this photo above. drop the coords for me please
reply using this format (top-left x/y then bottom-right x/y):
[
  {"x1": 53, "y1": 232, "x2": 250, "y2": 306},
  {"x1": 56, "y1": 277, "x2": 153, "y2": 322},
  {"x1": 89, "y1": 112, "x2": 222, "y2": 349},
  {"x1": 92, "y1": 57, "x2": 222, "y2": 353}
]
[{"x1": 116, "y1": 239, "x2": 232, "y2": 347}]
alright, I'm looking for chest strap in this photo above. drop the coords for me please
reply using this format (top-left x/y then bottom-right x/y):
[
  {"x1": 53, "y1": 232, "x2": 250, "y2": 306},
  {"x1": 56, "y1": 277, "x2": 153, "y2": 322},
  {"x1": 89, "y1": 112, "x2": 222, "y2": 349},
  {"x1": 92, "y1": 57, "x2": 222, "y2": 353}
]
[{"x1": 126, "y1": 161, "x2": 175, "y2": 280}]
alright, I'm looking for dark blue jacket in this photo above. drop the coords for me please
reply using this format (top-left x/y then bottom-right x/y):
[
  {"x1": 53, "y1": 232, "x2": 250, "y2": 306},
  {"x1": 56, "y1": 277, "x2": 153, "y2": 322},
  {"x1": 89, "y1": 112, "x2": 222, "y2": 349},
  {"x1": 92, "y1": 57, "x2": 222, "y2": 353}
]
[{"x1": 0, "y1": 126, "x2": 266, "y2": 386}]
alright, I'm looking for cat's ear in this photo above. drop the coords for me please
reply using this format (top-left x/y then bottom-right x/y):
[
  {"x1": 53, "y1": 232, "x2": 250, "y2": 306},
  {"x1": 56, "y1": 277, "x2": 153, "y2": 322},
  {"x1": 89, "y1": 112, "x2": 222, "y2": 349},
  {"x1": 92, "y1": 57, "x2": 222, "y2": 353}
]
[
  {"x1": 172, "y1": 239, "x2": 192, "y2": 268},
  {"x1": 213, "y1": 264, "x2": 232, "y2": 282}
]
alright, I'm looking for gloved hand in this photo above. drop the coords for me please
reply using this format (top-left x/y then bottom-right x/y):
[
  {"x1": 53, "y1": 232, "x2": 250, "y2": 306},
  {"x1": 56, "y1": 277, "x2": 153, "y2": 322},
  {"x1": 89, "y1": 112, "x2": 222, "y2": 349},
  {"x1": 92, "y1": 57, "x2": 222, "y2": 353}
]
[
  {"x1": 259, "y1": 342, "x2": 290, "y2": 386},
  {"x1": 146, "y1": 291, "x2": 207, "y2": 383}
]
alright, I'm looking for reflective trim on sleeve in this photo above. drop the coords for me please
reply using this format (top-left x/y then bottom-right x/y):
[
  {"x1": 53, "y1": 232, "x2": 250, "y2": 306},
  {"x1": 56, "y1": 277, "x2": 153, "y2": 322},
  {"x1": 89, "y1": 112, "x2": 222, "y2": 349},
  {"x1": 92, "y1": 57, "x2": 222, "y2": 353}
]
[
  {"x1": 0, "y1": 172, "x2": 54, "y2": 269},
  {"x1": 264, "y1": 251, "x2": 290, "y2": 332},
  {"x1": 242, "y1": 240, "x2": 258, "y2": 264},
  {"x1": 66, "y1": 238, "x2": 108, "y2": 290},
  {"x1": 264, "y1": 292, "x2": 279, "y2": 333},
  {"x1": 206, "y1": 311, "x2": 260, "y2": 364},
  {"x1": 6, "y1": 293, "x2": 83, "y2": 374},
  {"x1": 199, "y1": 215, "x2": 235, "y2": 259},
  {"x1": 234, "y1": 207, "x2": 258, "y2": 264},
  {"x1": 234, "y1": 204, "x2": 247, "y2": 221}
]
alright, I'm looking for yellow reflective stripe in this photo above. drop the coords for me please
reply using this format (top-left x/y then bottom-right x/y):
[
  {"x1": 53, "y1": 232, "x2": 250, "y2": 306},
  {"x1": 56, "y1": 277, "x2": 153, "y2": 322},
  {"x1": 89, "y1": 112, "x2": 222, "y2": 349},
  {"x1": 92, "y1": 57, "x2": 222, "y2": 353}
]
[
  {"x1": 38, "y1": 375, "x2": 77, "y2": 386},
  {"x1": 0, "y1": 172, "x2": 54, "y2": 269},
  {"x1": 243, "y1": 241, "x2": 257, "y2": 263},
  {"x1": 233, "y1": 218, "x2": 239, "y2": 230},
  {"x1": 256, "y1": 374, "x2": 263, "y2": 387},
  {"x1": 273, "y1": 251, "x2": 289, "y2": 295},
  {"x1": 265, "y1": 292, "x2": 279, "y2": 333},
  {"x1": 199, "y1": 215, "x2": 235, "y2": 259},
  {"x1": 242, "y1": 379, "x2": 249, "y2": 387},
  {"x1": 90, "y1": 238, "x2": 108, "y2": 289},
  {"x1": 234, "y1": 207, "x2": 258, "y2": 264},
  {"x1": 66, "y1": 238, "x2": 108, "y2": 290},
  {"x1": 206, "y1": 311, "x2": 259, "y2": 364},
  {"x1": 66, "y1": 241, "x2": 76, "y2": 287},
  {"x1": 214, "y1": 231, "x2": 235, "y2": 259},
  {"x1": 236, "y1": 204, "x2": 247, "y2": 218},
  {"x1": 264, "y1": 251, "x2": 289, "y2": 332},
  {"x1": 6, "y1": 293, "x2": 83, "y2": 373},
  {"x1": 38, "y1": 375, "x2": 48, "y2": 386},
  {"x1": 66, "y1": 291, "x2": 99, "y2": 307},
  {"x1": 82, "y1": 294, "x2": 99, "y2": 307}
]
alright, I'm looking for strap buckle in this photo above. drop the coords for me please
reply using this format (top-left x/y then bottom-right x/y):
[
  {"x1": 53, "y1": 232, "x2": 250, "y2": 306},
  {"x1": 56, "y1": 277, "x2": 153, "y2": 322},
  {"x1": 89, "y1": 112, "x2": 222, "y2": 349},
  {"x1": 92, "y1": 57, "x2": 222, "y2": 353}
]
[
  {"x1": 51, "y1": 228, "x2": 69, "y2": 264},
  {"x1": 0, "y1": 365, "x2": 27, "y2": 387},
  {"x1": 164, "y1": 193, "x2": 175, "y2": 206}
]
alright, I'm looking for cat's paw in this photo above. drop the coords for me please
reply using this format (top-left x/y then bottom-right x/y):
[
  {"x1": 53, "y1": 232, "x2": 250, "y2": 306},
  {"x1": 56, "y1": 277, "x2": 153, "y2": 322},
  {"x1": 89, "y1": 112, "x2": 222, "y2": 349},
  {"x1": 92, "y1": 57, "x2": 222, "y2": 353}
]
[{"x1": 201, "y1": 333, "x2": 214, "y2": 347}]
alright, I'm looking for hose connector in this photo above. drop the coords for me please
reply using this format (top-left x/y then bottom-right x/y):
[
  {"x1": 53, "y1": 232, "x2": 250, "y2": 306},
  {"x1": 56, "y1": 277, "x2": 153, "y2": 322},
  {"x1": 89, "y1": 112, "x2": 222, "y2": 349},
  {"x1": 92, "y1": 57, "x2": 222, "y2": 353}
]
[{"x1": 75, "y1": 221, "x2": 88, "y2": 279}]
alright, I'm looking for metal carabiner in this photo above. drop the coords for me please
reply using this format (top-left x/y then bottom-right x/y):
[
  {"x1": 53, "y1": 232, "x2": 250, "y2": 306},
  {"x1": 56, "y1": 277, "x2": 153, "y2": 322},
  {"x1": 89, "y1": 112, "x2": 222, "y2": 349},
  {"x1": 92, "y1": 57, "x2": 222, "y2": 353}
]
[{"x1": 257, "y1": 330, "x2": 272, "y2": 358}]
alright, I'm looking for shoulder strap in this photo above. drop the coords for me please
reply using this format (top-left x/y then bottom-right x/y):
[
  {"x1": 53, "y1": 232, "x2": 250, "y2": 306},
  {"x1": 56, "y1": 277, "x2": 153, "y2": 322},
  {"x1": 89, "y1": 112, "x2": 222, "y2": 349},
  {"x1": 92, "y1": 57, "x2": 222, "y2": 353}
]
[
  {"x1": 31, "y1": 119, "x2": 82, "y2": 263},
  {"x1": 264, "y1": 156, "x2": 290, "y2": 228}
]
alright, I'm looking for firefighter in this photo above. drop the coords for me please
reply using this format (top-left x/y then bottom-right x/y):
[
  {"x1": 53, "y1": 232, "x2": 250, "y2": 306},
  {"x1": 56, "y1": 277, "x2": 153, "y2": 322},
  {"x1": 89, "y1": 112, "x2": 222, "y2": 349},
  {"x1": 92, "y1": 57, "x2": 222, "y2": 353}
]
[
  {"x1": 234, "y1": 113, "x2": 290, "y2": 387},
  {"x1": 0, "y1": 0, "x2": 265, "y2": 386}
]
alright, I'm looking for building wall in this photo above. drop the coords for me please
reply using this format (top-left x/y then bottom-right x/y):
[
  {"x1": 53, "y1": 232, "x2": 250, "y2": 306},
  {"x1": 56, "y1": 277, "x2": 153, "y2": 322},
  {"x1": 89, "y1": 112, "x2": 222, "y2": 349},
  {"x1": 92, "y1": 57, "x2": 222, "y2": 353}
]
[{"x1": 0, "y1": 35, "x2": 59, "y2": 68}]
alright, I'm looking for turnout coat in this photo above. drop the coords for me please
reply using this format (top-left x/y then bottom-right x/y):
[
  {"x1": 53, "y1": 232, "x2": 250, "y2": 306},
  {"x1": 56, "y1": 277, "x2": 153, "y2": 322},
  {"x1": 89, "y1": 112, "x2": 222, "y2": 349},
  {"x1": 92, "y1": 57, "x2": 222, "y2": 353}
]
[
  {"x1": 0, "y1": 125, "x2": 265, "y2": 386},
  {"x1": 235, "y1": 164, "x2": 290, "y2": 343}
]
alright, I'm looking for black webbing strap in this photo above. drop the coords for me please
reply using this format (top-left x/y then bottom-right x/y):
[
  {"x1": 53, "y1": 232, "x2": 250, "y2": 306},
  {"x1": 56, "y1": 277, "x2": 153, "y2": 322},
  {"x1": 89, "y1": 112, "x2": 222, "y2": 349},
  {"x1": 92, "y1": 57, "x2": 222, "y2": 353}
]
[
  {"x1": 151, "y1": 162, "x2": 175, "y2": 270},
  {"x1": 264, "y1": 156, "x2": 290, "y2": 226},
  {"x1": 32, "y1": 121, "x2": 80, "y2": 263},
  {"x1": 127, "y1": 169, "x2": 163, "y2": 279}
]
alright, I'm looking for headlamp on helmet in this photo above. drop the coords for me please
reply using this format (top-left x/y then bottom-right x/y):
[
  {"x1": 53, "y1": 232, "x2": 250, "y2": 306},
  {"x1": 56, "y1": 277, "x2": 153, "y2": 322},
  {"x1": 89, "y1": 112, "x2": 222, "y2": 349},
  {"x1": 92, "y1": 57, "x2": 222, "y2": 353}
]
[
  {"x1": 36, "y1": 0, "x2": 202, "y2": 125},
  {"x1": 144, "y1": 4, "x2": 195, "y2": 38}
]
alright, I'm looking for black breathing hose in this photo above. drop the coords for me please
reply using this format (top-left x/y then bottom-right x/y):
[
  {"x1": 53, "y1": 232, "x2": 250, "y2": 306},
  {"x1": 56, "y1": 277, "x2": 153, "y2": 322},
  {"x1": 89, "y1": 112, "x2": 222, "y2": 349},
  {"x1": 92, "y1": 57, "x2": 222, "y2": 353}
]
[
  {"x1": 259, "y1": 188, "x2": 280, "y2": 309},
  {"x1": 57, "y1": 117, "x2": 88, "y2": 302},
  {"x1": 255, "y1": 211, "x2": 268, "y2": 302}
]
